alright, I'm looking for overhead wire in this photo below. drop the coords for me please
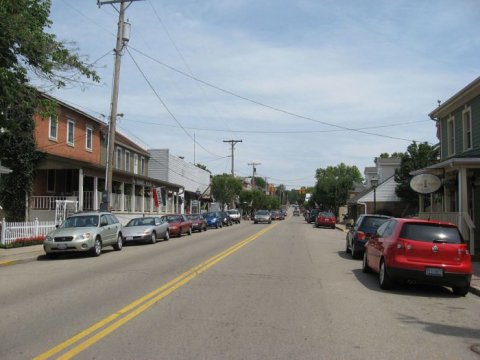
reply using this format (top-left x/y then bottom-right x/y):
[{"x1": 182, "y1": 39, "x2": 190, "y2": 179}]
[{"x1": 129, "y1": 46, "x2": 431, "y2": 144}]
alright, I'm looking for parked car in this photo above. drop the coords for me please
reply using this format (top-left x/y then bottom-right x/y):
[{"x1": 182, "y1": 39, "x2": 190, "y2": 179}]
[
  {"x1": 293, "y1": 208, "x2": 300, "y2": 216},
  {"x1": 271, "y1": 211, "x2": 285, "y2": 220},
  {"x1": 227, "y1": 209, "x2": 241, "y2": 224},
  {"x1": 187, "y1": 214, "x2": 208, "y2": 232},
  {"x1": 363, "y1": 218, "x2": 472, "y2": 296},
  {"x1": 122, "y1": 216, "x2": 170, "y2": 244},
  {"x1": 165, "y1": 214, "x2": 192, "y2": 237},
  {"x1": 307, "y1": 209, "x2": 321, "y2": 223},
  {"x1": 43, "y1": 211, "x2": 123, "y2": 258},
  {"x1": 346, "y1": 214, "x2": 391, "y2": 259},
  {"x1": 220, "y1": 211, "x2": 233, "y2": 226},
  {"x1": 254, "y1": 210, "x2": 271, "y2": 224},
  {"x1": 316, "y1": 212, "x2": 336, "y2": 229},
  {"x1": 203, "y1": 211, "x2": 223, "y2": 228}
]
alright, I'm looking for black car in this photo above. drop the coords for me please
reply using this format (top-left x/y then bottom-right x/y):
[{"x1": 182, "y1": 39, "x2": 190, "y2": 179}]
[
  {"x1": 307, "y1": 209, "x2": 321, "y2": 223},
  {"x1": 220, "y1": 211, "x2": 233, "y2": 226},
  {"x1": 345, "y1": 214, "x2": 391, "y2": 259}
]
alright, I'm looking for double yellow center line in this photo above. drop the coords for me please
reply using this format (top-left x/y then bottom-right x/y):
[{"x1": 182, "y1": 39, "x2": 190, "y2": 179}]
[{"x1": 35, "y1": 223, "x2": 278, "y2": 359}]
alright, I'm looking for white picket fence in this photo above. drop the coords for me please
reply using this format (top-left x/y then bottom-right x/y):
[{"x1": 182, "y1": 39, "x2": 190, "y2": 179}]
[{"x1": 0, "y1": 218, "x2": 56, "y2": 246}]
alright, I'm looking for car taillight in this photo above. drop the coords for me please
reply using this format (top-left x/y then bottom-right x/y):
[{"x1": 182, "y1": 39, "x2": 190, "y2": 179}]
[
  {"x1": 457, "y1": 247, "x2": 470, "y2": 256},
  {"x1": 356, "y1": 231, "x2": 365, "y2": 240}
]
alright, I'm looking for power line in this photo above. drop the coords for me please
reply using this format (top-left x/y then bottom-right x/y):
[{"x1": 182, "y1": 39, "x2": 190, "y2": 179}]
[{"x1": 129, "y1": 46, "x2": 430, "y2": 144}]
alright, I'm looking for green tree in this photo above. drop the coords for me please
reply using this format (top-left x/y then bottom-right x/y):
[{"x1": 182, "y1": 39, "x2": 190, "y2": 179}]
[
  {"x1": 394, "y1": 142, "x2": 439, "y2": 208},
  {"x1": 195, "y1": 163, "x2": 211, "y2": 173},
  {"x1": 311, "y1": 163, "x2": 362, "y2": 215},
  {"x1": 211, "y1": 174, "x2": 243, "y2": 208},
  {"x1": 0, "y1": 0, "x2": 99, "y2": 220},
  {"x1": 254, "y1": 177, "x2": 266, "y2": 189}
]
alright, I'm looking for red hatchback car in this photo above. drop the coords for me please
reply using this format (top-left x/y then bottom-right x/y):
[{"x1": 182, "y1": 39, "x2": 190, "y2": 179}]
[
  {"x1": 363, "y1": 218, "x2": 472, "y2": 296},
  {"x1": 315, "y1": 212, "x2": 336, "y2": 229},
  {"x1": 165, "y1": 214, "x2": 192, "y2": 237}
]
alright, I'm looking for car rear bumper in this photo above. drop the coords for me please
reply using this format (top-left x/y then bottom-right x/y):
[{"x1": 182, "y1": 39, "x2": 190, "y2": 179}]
[{"x1": 388, "y1": 266, "x2": 472, "y2": 287}]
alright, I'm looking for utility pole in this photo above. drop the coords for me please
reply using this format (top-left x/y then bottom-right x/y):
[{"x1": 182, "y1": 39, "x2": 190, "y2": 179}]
[
  {"x1": 223, "y1": 139, "x2": 242, "y2": 176},
  {"x1": 98, "y1": 0, "x2": 141, "y2": 210},
  {"x1": 248, "y1": 162, "x2": 261, "y2": 189}
]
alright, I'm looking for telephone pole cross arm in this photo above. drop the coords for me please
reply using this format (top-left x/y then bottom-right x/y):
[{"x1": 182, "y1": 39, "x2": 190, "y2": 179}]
[
  {"x1": 248, "y1": 162, "x2": 261, "y2": 188},
  {"x1": 223, "y1": 139, "x2": 242, "y2": 176}
]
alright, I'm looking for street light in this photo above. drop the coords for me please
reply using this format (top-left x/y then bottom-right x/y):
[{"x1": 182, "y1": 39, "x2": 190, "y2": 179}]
[
  {"x1": 195, "y1": 188, "x2": 201, "y2": 214},
  {"x1": 371, "y1": 178, "x2": 378, "y2": 214}
]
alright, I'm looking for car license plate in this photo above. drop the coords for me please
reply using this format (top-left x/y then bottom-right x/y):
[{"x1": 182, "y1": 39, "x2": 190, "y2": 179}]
[
  {"x1": 57, "y1": 244, "x2": 67, "y2": 250},
  {"x1": 425, "y1": 267, "x2": 443, "y2": 277}
]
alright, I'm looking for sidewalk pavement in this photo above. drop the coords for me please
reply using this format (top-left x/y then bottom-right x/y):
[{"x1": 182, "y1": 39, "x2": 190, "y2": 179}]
[{"x1": 1, "y1": 229, "x2": 480, "y2": 297}]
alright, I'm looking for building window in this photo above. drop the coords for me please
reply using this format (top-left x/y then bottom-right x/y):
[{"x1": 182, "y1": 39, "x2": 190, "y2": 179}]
[
  {"x1": 134, "y1": 154, "x2": 138, "y2": 174},
  {"x1": 48, "y1": 116, "x2": 58, "y2": 141},
  {"x1": 141, "y1": 157, "x2": 145, "y2": 175},
  {"x1": 125, "y1": 150, "x2": 130, "y2": 172},
  {"x1": 447, "y1": 116, "x2": 455, "y2": 157},
  {"x1": 463, "y1": 108, "x2": 472, "y2": 151},
  {"x1": 86, "y1": 126, "x2": 93, "y2": 151},
  {"x1": 47, "y1": 169, "x2": 55, "y2": 193},
  {"x1": 116, "y1": 147, "x2": 122, "y2": 169},
  {"x1": 67, "y1": 119, "x2": 75, "y2": 146}
]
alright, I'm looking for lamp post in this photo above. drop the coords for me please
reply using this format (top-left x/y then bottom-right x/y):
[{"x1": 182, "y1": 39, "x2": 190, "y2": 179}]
[
  {"x1": 371, "y1": 178, "x2": 378, "y2": 214},
  {"x1": 195, "y1": 188, "x2": 201, "y2": 214}
]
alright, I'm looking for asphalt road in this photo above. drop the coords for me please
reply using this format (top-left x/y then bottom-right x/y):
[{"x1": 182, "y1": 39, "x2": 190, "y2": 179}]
[{"x1": 1, "y1": 215, "x2": 479, "y2": 359}]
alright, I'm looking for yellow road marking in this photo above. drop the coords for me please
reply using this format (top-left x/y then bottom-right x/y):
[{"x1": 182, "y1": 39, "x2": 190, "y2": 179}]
[
  {"x1": 0, "y1": 260, "x2": 16, "y2": 267},
  {"x1": 34, "y1": 223, "x2": 278, "y2": 360}
]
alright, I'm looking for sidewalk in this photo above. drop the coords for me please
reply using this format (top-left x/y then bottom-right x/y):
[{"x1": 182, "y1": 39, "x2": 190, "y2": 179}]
[{"x1": 1, "y1": 232, "x2": 480, "y2": 296}]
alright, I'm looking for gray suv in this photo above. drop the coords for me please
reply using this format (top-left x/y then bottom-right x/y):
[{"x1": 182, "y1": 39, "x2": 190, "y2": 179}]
[{"x1": 44, "y1": 212, "x2": 123, "y2": 258}]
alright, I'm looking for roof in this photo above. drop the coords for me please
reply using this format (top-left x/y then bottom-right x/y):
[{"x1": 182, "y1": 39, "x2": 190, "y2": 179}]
[
  {"x1": 410, "y1": 157, "x2": 480, "y2": 175},
  {"x1": 429, "y1": 77, "x2": 480, "y2": 119}
]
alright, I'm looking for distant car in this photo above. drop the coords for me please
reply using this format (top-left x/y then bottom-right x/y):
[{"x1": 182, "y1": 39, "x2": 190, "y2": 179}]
[
  {"x1": 187, "y1": 214, "x2": 207, "y2": 232},
  {"x1": 227, "y1": 209, "x2": 241, "y2": 224},
  {"x1": 346, "y1": 214, "x2": 391, "y2": 259},
  {"x1": 220, "y1": 211, "x2": 233, "y2": 226},
  {"x1": 165, "y1": 214, "x2": 192, "y2": 237},
  {"x1": 307, "y1": 209, "x2": 321, "y2": 223},
  {"x1": 293, "y1": 208, "x2": 300, "y2": 216},
  {"x1": 43, "y1": 212, "x2": 123, "y2": 258},
  {"x1": 122, "y1": 216, "x2": 170, "y2": 244},
  {"x1": 363, "y1": 218, "x2": 472, "y2": 296},
  {"x1": 203, "y1": 211, "x2": 223, "y2": 228},
  {"x1": 254, "y1": 210, "x2": 271, "y2": 224},
  {"x1": 316, "y1": 212, "x2": 336, "y2": 229},
  {"x1": 271, "y1": 211, "x2": 285, "y2": 220}
]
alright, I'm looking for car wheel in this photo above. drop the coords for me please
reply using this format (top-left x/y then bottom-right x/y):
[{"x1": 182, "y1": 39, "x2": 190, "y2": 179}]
[
  {"x1": 113, "y1": 233, "x2": 123, "y2": 251},
  {"x1": 351, "y1": 243, "x2": 359, "y2": 259},
  {"x1": 188, "y1": 227, "x2": 192, "y2": 236},
  {"x1": 452, "y1": 285, "x2": 469, "y2": 296},
  {"x1": 362, "y1": 251, "x2": 372, "y2": 273},
  {"x1": 254, "y1": 221, "x2": 258, "y2": 224},
  {"x1": 45, "y1": 252, "x2": 57, "y2": 259},
  {"x1": 150, "y1": 232, "x2": 156, "y2": 244},
  {"x1": 379, "y1": 259, "x2": 394, "y2": 290},
  {"x1": 164, "y1": 230, "x2": 170, "y2": 241},
  {"x1": 90, "y1": 237, "x2": 102, "y2": 257}
]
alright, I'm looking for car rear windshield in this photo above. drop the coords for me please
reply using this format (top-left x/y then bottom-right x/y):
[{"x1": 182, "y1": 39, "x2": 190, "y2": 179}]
[
  {"x1": 400, "y1": 223, "x2": 464, "y2": 244},
  {"x1": 360, "y1": 217, "x2": 389, "y2": 232},
  {"x1": 320, "y1": 212, "x2": 334, "y2": 217}
]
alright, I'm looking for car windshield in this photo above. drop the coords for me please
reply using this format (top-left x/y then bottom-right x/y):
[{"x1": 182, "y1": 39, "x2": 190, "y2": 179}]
[
  {"x1": 400, "y1": 223, "x2": 464, "y2": 244},
  {"x1": 204, "y1": 212, "x2": 216, "y2": 218},
  {"x1": 126, "y1": 217, "x2": 156, "y2": 227},
  {"x1": 256, "y1": 210, "x2": 269, "y2": 215},
  {"x1": 228, "y1": 210, "x2": 239, "y2": 214},
  {"x1": 62, "y1": 215, "x2": 98, "y2": 228},
  {"x1": 321, "y1": 212, "x2": 335, "y2": 217},
  {"x1": 166, "y1": 215, "x2": 181, "y2": 223}
]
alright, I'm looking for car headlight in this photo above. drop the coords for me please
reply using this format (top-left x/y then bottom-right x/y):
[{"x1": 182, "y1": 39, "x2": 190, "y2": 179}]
[
  {"x1": 75, "y1": 233, "x2": 92, "y2": 241},
  {"x1": 144, "y1": 229, "x2": 151, "y2": 235},
  {"x1": 46, "y1": 235, "x2": 53, "y2": 242}
]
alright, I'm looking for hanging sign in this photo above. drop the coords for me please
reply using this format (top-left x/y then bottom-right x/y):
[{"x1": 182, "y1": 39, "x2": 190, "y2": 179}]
[{"x1": 410, "y1": 174, "x2": 442, "y2": 194}]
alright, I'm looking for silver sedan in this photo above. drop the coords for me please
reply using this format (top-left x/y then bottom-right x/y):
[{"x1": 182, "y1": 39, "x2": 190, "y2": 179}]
[{"x1": 122, "y1": 216, "x2": 170, "y2": 244}]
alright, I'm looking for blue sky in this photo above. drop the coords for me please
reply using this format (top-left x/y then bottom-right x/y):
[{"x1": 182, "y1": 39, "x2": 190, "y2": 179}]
[{"x1": 46, "y1": 0, "x2": 480, "y2": 189}]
